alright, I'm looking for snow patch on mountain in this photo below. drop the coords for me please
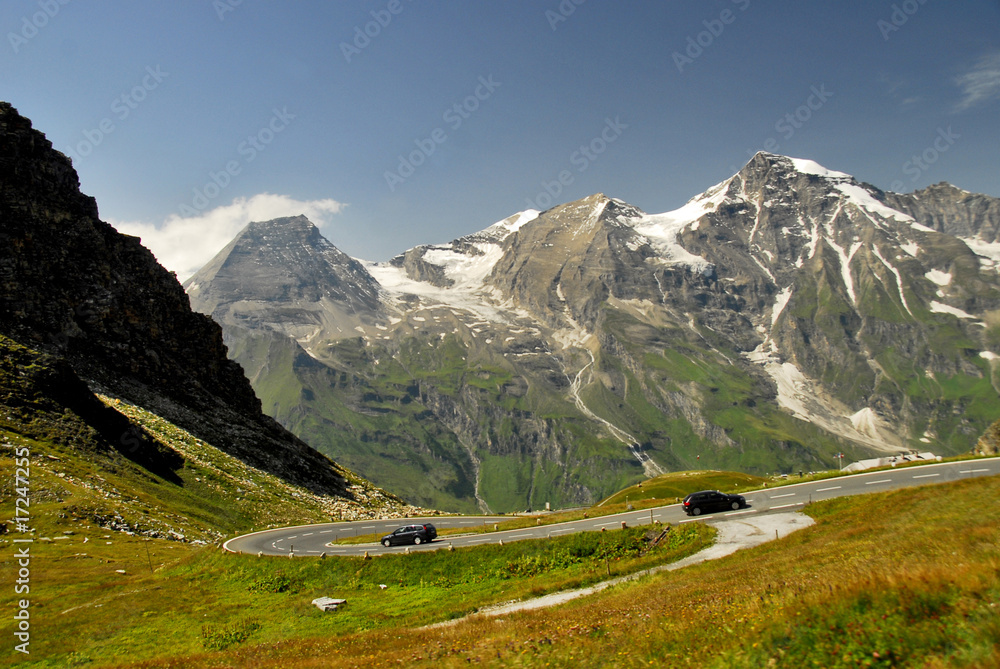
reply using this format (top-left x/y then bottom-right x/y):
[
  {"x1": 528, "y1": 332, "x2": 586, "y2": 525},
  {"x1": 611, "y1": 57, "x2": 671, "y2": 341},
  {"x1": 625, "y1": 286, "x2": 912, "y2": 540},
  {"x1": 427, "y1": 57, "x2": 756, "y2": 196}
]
[
  {"x1": 930, "y1": 301, "x2": 975, "y2": 319},
  {"x1": 960, "y1": 237, "x2": 1000, "y2": 270},
  {"x1": 771, "y1": 286, "x2": 793, "y2": 326},
  {"x1": 835, "y1": 183, "x2": 919, "y2": 226},
  {"x1": 789, "y1": 157, "x2": 850, "y2": 179},
  {"x1": 629, "y1": 186, "x2": 725, "y2": 270},
  {"x1": 364, "y1": 261, "x2": 509, "y2": 324},
  {"x1": 872, "y1": 245, "x2": 914, "y2": 318},
  {"x1": 925, "y1": 269, "x2": 952, "y2": 286}
]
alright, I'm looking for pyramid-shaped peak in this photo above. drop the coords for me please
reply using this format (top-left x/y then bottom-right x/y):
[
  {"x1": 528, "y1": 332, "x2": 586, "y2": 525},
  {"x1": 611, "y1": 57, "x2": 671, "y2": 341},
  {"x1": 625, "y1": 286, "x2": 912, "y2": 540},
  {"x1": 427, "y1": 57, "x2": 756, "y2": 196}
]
[{"x1": 245, "y1": 214, "x2": 319, "y2": 236}]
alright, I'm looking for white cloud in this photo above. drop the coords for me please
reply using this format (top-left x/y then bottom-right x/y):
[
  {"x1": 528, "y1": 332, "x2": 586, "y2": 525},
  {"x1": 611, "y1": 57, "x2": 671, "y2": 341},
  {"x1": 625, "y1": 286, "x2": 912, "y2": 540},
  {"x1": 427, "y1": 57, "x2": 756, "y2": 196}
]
[
  {"x1": 954, "y1": 52, "x2": 1000, "y2": 112},
  {"x1": 109, "y1": 193, "x2": 346, "y2": 282}
]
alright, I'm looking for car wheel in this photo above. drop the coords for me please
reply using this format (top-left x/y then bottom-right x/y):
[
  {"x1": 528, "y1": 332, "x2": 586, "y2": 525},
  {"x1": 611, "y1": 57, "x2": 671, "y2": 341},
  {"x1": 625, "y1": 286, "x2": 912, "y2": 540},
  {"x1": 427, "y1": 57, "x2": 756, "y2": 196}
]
[
  {"x1": 731, "y1": 501, "x2": 740, "y2": 510},
  {"x1": 382, "y1": 539, "x2": 390, "y2": 547},
  {"x1": 414, "y1": 537, "x2": 422, "y2": 545},
  {"x1": 692, "y1": 507, "x2": 701, "y2": 516}
]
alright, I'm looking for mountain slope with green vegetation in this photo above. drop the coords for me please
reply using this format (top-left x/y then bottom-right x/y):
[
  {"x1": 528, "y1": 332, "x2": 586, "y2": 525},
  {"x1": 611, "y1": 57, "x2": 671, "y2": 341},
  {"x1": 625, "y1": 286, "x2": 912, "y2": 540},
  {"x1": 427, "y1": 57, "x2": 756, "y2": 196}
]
[
  {"x1": 0, "y1": 334, "x2": 425, "y2": 546},
  {"x1": 189, "y1": 154, "x2": 1000, "y2": 514},
  {"x1": 3, "y1": 453, "x2": 997, "y2": 667}
]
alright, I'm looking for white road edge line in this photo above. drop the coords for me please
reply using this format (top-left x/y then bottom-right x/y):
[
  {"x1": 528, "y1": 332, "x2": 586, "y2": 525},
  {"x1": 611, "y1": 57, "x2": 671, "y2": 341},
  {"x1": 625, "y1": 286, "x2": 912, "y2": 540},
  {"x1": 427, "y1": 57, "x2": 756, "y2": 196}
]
[
  {"x1": 865, "y1": 479, "x2": 892, "y2": 485},
  {"x1": 816, "y1": 486, "x2": 841, "y2": 491},
  {"x1": 913, "y1": 474, "x2": 939, "y2": 479},
  {"x1": 771, "y1": 502, "x2": 805, "y2": 509},
  {"x1": 770, "y1": 493, "x2": 795, "y2": 498}
]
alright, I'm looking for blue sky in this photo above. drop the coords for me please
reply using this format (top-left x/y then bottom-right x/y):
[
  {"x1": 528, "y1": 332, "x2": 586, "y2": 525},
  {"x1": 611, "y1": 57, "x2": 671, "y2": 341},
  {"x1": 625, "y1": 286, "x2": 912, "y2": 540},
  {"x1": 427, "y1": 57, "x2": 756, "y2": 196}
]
[{"x1": 3, "y1": 1, "x2": 999, "y2": 279}]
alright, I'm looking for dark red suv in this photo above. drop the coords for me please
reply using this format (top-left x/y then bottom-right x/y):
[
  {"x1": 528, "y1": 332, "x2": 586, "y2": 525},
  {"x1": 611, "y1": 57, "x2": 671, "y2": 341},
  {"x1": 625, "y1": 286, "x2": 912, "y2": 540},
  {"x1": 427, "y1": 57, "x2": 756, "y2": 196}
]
[{"x1": 381, "y1": 523, "x2": 437, "y2": 547}]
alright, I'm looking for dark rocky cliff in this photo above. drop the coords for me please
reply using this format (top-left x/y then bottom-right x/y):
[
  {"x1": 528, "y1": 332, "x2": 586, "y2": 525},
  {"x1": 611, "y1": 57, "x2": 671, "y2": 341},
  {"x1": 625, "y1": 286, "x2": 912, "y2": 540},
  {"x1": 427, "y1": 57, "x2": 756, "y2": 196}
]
[{"x1": 0, "y1": 101, "x2": 347, "y2": 496}]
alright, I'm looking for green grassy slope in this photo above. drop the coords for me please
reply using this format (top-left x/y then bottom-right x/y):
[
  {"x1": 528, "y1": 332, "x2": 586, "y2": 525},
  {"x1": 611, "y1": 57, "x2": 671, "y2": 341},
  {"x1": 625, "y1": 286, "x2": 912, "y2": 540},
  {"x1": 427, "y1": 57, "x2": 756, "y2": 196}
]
[{"x1": 4, "y1": 464, "x2": 996, "y2": 667}]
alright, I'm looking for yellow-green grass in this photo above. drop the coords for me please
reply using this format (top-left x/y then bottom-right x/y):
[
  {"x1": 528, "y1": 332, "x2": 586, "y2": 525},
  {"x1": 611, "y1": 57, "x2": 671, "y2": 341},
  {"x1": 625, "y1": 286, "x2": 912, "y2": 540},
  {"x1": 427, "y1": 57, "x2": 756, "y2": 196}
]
[
  {"x1": 106, "y1": 473, "x2": 1000, "y2": 668},
  {"x1": 0, "y1": 482, "x2": 713, "y2": 667}
]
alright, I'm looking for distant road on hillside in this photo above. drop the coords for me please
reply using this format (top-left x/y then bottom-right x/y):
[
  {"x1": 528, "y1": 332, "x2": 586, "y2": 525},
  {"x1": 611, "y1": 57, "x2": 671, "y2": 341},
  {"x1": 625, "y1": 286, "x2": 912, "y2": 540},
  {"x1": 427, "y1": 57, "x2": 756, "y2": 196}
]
[{"x1": 224, "y1": 458, "x2": 999, "y2": 557}]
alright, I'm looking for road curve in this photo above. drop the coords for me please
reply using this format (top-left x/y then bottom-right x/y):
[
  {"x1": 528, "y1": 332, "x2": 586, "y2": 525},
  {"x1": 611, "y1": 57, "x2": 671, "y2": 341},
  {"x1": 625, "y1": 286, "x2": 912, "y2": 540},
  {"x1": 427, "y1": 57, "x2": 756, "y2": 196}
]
[{"x1": 224, "y1": 458, "x2": 999, "y2": 557}]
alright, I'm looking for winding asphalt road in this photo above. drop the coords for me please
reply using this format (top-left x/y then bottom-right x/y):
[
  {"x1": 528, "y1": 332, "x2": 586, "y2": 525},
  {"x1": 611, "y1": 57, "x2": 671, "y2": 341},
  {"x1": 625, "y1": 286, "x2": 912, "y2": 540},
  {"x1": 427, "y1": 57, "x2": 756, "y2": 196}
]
[{"x1": 223, "y1": 458, "x2": 999, "y2": 557}]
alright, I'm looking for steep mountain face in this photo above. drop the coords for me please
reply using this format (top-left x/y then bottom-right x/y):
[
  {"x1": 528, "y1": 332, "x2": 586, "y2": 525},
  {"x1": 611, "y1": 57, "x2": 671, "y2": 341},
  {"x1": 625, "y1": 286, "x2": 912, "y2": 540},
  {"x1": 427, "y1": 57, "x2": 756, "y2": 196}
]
[
  {"x1": 186, "y1": 215, "x2": 384, "y2": 345},
  {"x1": 880, "y1": 182, "x2": 1000, "y2": 255},
  {"x1": 0, "y1": 102, "x2": 352, "y2": 497},
  {"x1": 187, "y1": 152, "x2": 1000, "y2": 513}
]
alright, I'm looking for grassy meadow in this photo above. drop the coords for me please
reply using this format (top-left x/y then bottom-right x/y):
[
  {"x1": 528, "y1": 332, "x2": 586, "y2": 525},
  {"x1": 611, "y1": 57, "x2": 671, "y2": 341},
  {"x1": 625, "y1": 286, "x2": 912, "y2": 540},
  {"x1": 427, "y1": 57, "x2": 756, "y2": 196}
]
[{"x1": 2, "y1": 452, "x2": 998, "y2": 667}]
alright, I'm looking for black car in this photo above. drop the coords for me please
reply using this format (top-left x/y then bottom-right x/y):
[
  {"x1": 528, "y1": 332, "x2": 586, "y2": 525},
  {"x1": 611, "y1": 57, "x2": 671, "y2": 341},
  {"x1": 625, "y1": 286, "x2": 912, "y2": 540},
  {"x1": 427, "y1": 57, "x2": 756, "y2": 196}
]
[
  {"x1": 380, "y1": 523, "x2": 437, "y2": 547},
  {"x1": 682, "y1": 490, "x2": 746, "y2": 516}
]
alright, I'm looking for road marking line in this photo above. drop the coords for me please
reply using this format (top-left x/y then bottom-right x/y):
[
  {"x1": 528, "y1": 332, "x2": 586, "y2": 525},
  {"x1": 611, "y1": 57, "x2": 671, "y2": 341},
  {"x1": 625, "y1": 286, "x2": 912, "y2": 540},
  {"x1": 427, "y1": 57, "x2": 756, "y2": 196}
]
[
  {"x1": 724, "y1": 510, "x2": 757, "y2": 516},
  {"x1": 816, "y1": 486, "x2": 841, "y2": 492},
  {"x1": 320, "y1": 530, "x2": 333, "y2": 534},
  {"x1": 303, "y1": 533, "x2": 313, "y2": 536},
  {"x1": 865, "y1": 479, "x2": 892, "y2": 485},
  {"x1": 508, "y1": 533, "x2": 534, "y2": 538},
  {"x1": 913, "y1": 474, "x2": 939, "y2": 479},
  {"x1": 459, "y1": 522, "x2": 476, "y2": 525},
  {"x1": 770, "y1": 493, "x2": 795, "y2": 498},
  {"x1": 771, "y1": 503, "x2": 804, "y2": 509},
  {"x1": 598, "y1": 522, "x2": 623, "y2": 527},
  {"x1": 960, "y1": 469, "x2": 990, "y2": 474},
  {"x1": 287, "y1": 536, "x2": 297, "y2": 539},
  {"x1": 679, "y1": 518, "x2": 697, "y2": 524},
  {"x1": 361, "y1": 526, "x2": 375, "y2": 529},
  {"x1": 549, "y1": 529, "x2": 573, "y2": 535}
]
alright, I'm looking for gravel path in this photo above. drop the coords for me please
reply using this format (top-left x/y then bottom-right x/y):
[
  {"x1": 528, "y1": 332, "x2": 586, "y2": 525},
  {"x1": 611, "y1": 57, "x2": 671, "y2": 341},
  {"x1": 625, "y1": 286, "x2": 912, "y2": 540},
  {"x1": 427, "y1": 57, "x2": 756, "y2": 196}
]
[{"x1": 425, "y1": 511, "x2": 815, "y2": 627}]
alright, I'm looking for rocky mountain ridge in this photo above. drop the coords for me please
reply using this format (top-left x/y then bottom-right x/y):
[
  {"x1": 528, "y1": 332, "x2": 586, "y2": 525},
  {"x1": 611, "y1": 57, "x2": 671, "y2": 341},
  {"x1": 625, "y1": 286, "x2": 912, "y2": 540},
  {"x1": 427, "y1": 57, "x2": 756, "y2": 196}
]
[
  {"x1": 0, "y1": 102, "x2": 358, "y2": 498},
  {"x1": 187, "y1": 152, "x2": 1000, "y2": 513}
]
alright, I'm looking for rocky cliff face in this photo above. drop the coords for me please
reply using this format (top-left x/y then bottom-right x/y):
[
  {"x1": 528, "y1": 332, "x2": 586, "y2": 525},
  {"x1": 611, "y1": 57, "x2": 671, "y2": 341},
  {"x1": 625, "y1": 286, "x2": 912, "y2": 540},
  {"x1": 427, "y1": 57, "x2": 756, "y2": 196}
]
[
  {"x1": 186, "y1": 152, "x2": 1000, "y2": 513},
  {"x1": 186, "y1": 215, "x2": 384, "y2": 348},
  {"x1": 880, "y1": 182, "x2": 1000, "y2": 244},
  {"x1": 0, "y1": 102, "x2": 349, "y2": 496}
]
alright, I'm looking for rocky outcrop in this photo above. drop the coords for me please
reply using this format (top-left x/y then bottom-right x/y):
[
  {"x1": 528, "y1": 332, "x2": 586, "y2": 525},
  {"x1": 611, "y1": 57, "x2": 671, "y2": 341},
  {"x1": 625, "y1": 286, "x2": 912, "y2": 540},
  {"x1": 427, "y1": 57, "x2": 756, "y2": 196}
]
[
  {"x1": 0, "y1": 102, "x2": 348, "y2": 496},
  {"x1": 975, "y1": 419, "x2": 1000, "y2": 455},
  {"x1": 881, "y1": 182, "x2": 1000, "y2": 243}
]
